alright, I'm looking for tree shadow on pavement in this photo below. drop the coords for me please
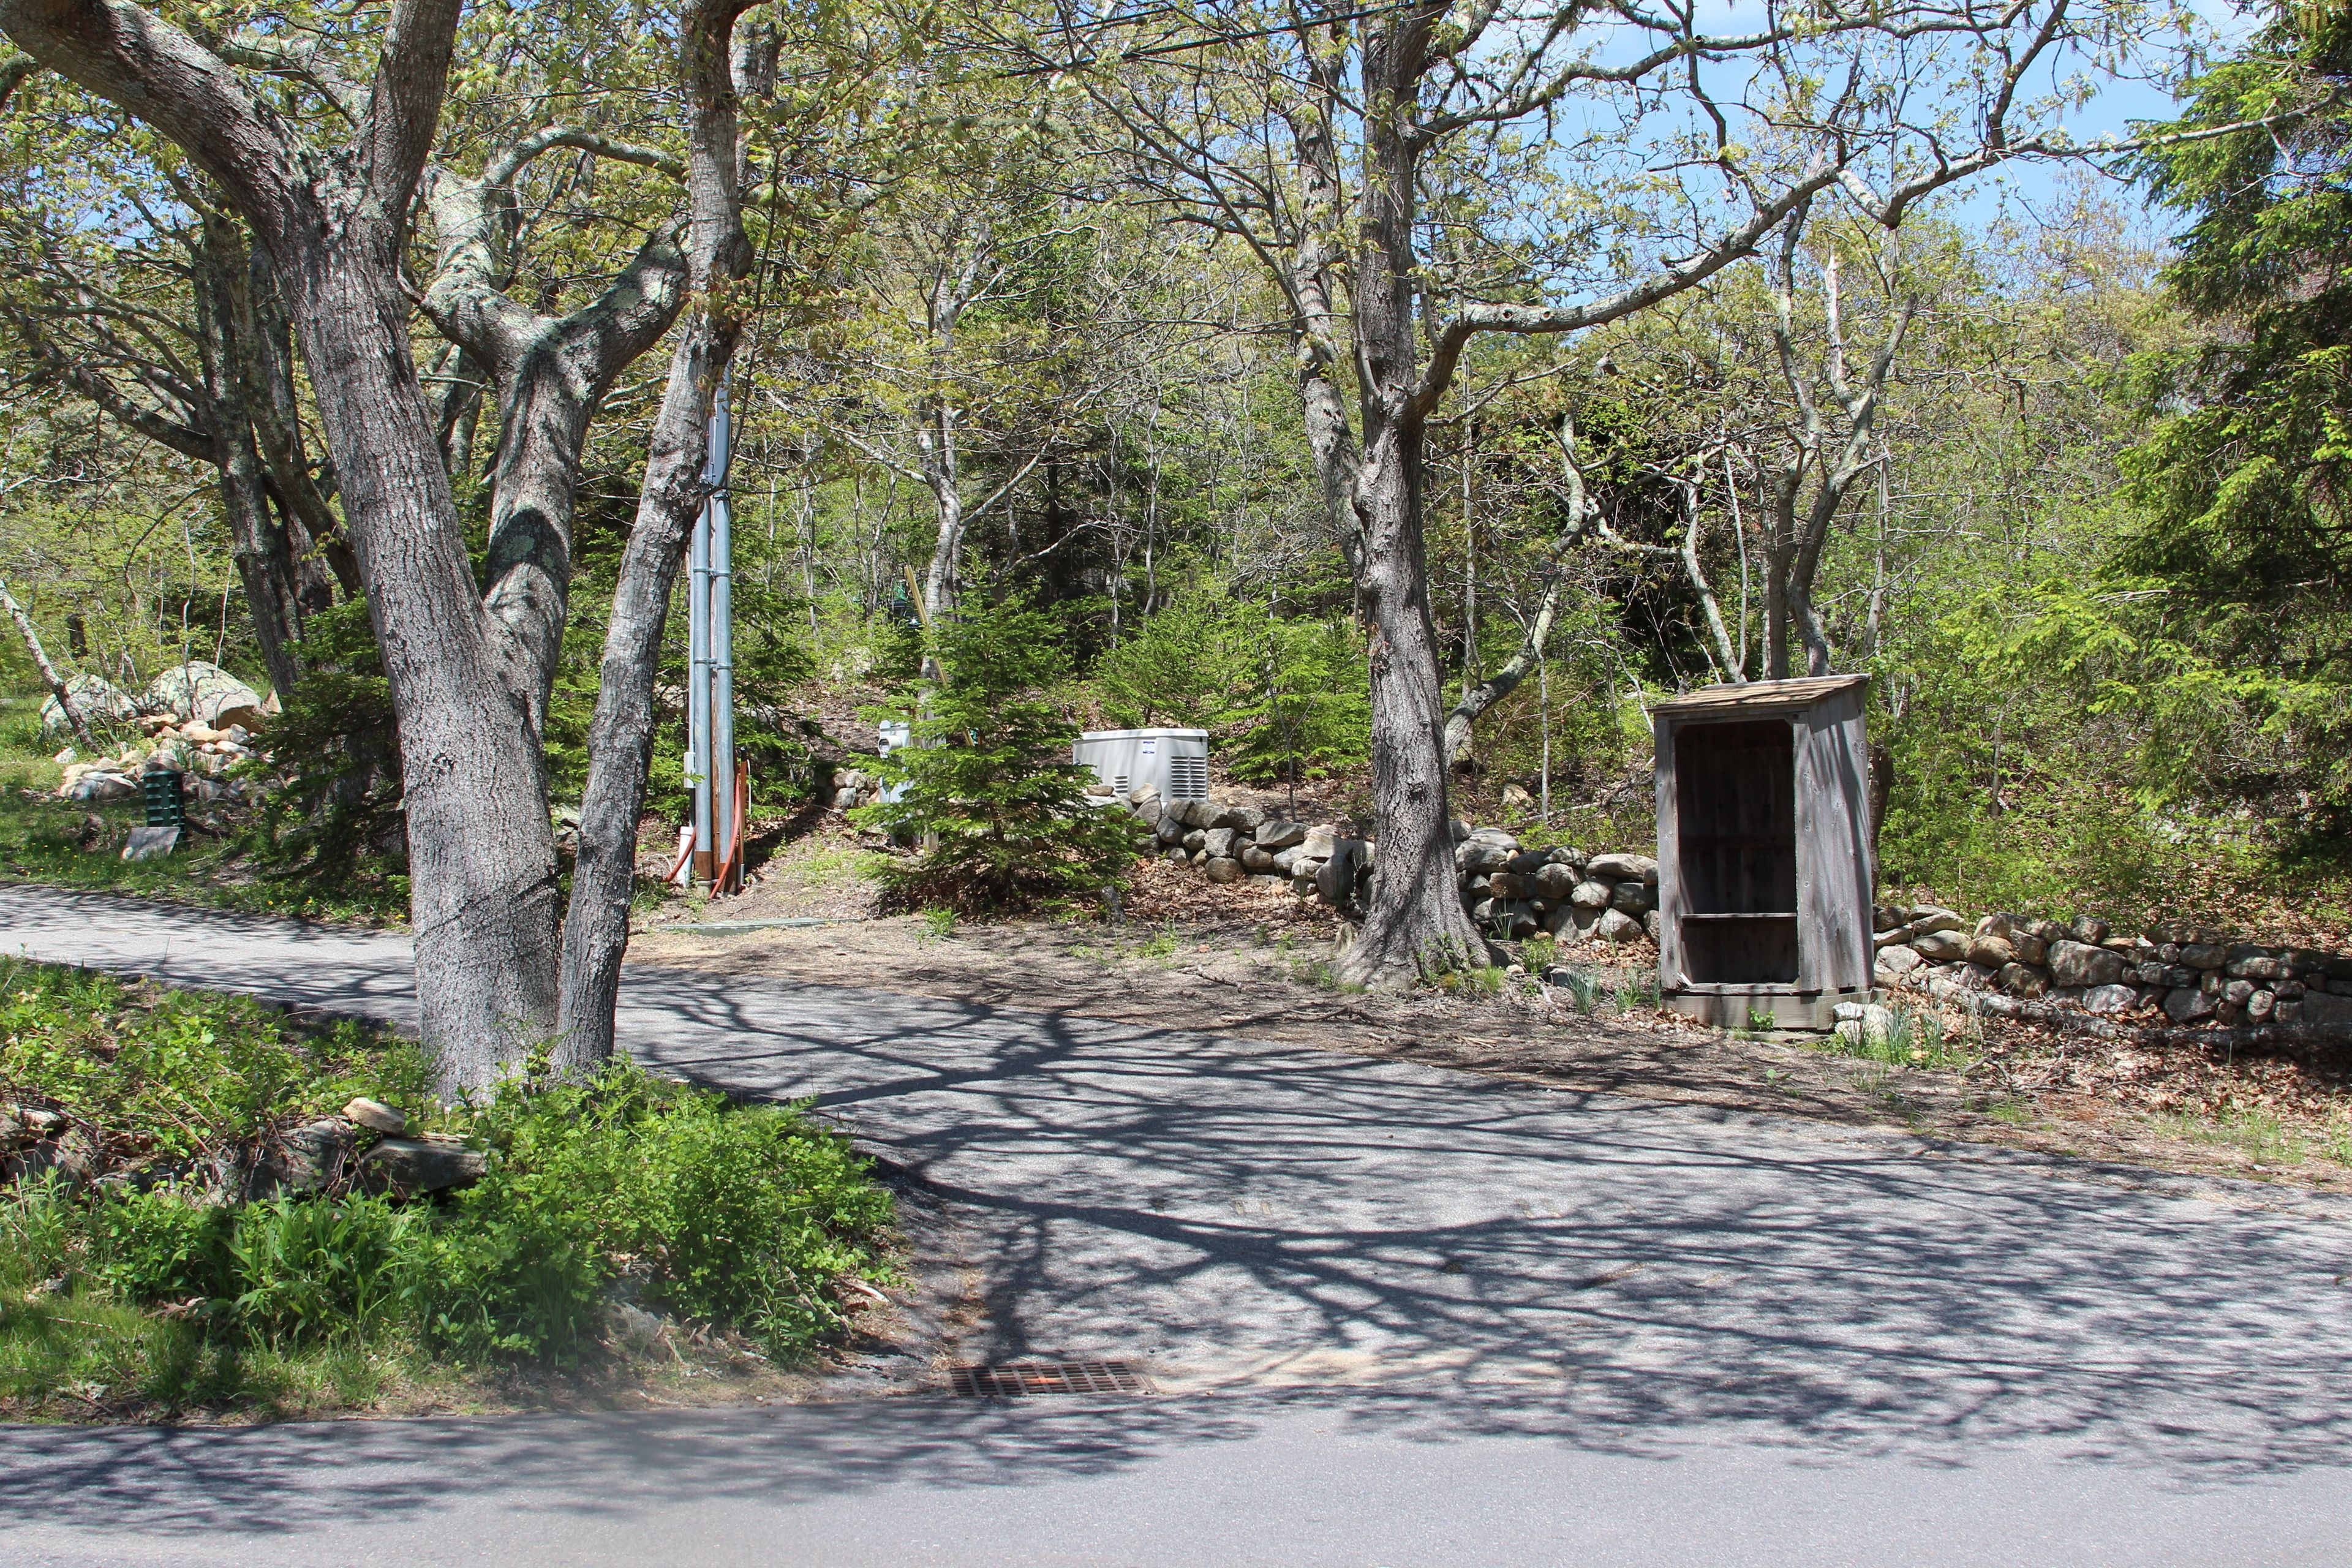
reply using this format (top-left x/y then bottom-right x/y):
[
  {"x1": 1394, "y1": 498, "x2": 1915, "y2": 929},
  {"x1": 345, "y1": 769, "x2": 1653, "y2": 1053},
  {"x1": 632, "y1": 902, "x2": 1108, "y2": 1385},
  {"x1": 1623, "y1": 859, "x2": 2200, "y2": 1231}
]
[{"x1": 2, "y1": 888, "x2": 2349, "y2": 1541}]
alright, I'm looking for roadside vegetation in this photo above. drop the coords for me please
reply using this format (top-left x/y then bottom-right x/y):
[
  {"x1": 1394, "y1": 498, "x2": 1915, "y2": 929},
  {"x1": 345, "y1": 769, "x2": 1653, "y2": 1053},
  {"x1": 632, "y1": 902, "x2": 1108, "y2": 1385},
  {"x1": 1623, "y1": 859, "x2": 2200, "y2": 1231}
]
[
  {"x1": 0, "y1": 959, "x2": 895, "y2": 1422},
  {"x1": 0, "y1": 694, "x2": 404, "y2": 925}
]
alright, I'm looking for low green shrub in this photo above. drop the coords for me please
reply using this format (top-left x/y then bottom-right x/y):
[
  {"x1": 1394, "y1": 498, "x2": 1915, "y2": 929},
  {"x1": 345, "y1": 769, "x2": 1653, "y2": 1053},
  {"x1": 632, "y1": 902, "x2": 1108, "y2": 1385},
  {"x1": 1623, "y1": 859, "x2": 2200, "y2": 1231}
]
[
  {"x1": 456, "y1": 1065, "x2": 895, "y2": 1355},
  {"x1": 0, "y1": 957, "x2": 434, "y2": 1164},
  {"x1": 0, "y1": 962, "x2": 898, "y2": 1414}
]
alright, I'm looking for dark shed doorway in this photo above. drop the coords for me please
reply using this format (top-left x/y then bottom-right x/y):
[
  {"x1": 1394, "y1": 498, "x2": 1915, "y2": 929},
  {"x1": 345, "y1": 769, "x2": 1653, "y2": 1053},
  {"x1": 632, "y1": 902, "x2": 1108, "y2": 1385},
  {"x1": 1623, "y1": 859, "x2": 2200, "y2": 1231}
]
[{"x1": 1674, "y1": 720, "x2": 1798, "y2": 984}]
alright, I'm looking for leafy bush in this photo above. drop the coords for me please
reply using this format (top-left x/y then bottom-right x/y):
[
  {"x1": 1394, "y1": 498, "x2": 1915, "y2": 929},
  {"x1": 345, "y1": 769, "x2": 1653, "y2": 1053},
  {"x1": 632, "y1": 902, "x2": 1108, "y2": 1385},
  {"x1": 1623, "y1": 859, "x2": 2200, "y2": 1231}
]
[
  {"x1": 856, "y1": 585, "x2": 1137, "y2": 912},
  {"x1": 1094, "y1": 578, "x2": 1370, "y2": 785},
  {"x1": 241, "y1": 598, "x2": 407, "y2": 900},
  {"x1": 459, "y1": 1066, "x2": 894, "y2": 1352},
  {"x1": 0, "y1": 957, "x2": 433, "y2": 1164},
  {"x1": 0, "y1": 963, "x2": 897, "y2": 1414}
]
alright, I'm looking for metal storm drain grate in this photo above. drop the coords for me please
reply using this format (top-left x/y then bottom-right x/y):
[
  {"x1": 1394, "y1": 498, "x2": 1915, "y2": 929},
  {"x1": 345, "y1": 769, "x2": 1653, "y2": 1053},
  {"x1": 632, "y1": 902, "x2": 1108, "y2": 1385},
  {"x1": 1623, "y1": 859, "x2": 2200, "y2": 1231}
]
[{"x1": 951, "y1": 1360, "x2": 1149, "y2": 1398}]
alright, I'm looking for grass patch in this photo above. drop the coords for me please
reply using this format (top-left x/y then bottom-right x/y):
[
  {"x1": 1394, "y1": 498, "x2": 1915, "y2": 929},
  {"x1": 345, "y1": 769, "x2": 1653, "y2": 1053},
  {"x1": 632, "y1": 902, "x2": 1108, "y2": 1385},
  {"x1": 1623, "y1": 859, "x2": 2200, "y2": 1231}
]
[
  {"x1": 1820, "y1": 1002, "x2": 1975, "y2": 1073},
  {"x1": 1071, "y1": 925, "x2": 1183, "y2": 969},
  {"x1": 1550, "y1": 968, "x2": 1602, "y2": 1014},
  {"x1": 0, "y1": 959, "x2": 897, "y2": 1422},
  {"x1": 1431, "y1": 965, "x2": 1508, "y2": 997},
  {"x1": 1611, "y1": 973, "x2": 1660, "y2": 1011},
  {"x1": 2146, "y1": 1104, "x2": 2345, "y2": 1169}
]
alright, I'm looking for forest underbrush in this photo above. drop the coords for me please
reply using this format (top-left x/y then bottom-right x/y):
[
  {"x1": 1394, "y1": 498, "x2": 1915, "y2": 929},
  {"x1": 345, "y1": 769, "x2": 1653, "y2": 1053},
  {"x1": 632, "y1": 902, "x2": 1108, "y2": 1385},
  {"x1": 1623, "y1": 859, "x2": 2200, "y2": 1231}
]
[
  {"x1": 0, "y1": 959, "x2": 900, "y2": 1425},
  {"x1": 0, "y1": 699, "x2": 405, "y2": 926}
]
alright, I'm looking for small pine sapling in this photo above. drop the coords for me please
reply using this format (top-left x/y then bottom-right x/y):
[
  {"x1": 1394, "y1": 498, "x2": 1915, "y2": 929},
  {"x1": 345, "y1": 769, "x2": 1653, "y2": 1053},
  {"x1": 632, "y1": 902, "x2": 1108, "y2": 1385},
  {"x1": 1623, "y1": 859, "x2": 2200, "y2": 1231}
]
[{"x1": 855, "y1": 587, "x2": 1136, "y2": 913}]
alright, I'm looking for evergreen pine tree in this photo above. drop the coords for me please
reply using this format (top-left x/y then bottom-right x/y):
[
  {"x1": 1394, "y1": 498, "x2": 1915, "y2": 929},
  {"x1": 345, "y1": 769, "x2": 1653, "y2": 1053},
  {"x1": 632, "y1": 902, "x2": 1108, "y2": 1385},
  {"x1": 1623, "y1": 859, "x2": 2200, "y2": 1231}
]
[{"x1": 856, "y1": 586, "x2": 1139, "y2": 911}]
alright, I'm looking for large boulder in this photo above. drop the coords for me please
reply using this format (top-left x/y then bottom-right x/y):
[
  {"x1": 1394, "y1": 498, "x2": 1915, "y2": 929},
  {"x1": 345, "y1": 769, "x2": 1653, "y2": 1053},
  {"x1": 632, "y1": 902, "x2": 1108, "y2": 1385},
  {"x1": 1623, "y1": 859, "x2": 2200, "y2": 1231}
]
[
  {"x1": 1176, "y1": 799, "x2": 1232, "y2": 832},
  {"x1": 1966, "y1": 933, "x2": 2015, "y2": 968},
  {"x1": 1997, "y1": 963, "x2": 2048, "y2": 998},
  {"x1": 40, "y1": 674, "x2": 140, "y2": 734},
  {"x1": 1912, "y1": 929, "x2": 1969, "y2": 963},
  {"x1": 1585, "y1": 851, "x2": 1656, "y2": 880},
  {"x1": 2224, "y1": 946, "x2": 2286, "y2": 981},
  {"x1": 1204, "y1": 856, "x2": 1245, "y2": 884},
  {"x1": 2300, "y1": 990, "x2": 2352, "y2": 1026},
  {"x1": 358, "y1": 1134, "x2": 485, "y2": 1196},
  {"x1": 1474, "y1": 899, "x2": 1536, "y2": 937},
  {"x1": 1569, "y1": 880, "x2": 1611, "y2": 910},
  {"x1": 1596, "y1": 908, "x2": 1645, "y2": 944},
  {"x1": 67, "y1": 770, "x2": 138, "y2": 802},
  {"x1": 2082, "y1": 984, "x2": 2139, "y2": 1016},
  {"x1": 2048, "y1": 939, "x2": 2127, "y2": 989},
  {"x1": 1607, "y1": 879, "x2": 1652, "y2": 915},
  {"x1": 1533, "y1": 862, "x2": 1578, "y2": 903},
  {"x1": 1316, "y1": 839, "x2": 1366, "y2": 907},
  {"x1": 143, "y1": 661, "x2": 266, "y2": 728},
  {"x1": 2162, "y1": 986, "x2": 2216, "y2": 1024},
  {"x1": 1255, "y1": 820, "x2": 1308, "y2": 851},
  {"x1": 1876, "y1": 943, "x2": 1923, "y2": 977},
  {"x1": 1457, "y1": 839, "x2": 1515, "y2": 873},
  {"x1": 271, "y1": 1118, "x2": 356, "y2": 1196},
  {"x1": 1202, "y1": 827, "x2": 1240, "y2": 859}
]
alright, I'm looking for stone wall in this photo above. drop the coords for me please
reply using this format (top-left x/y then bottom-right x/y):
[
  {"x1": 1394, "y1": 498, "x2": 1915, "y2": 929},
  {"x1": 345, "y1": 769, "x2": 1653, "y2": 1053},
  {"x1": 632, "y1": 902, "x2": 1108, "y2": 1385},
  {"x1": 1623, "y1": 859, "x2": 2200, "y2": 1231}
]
[
  {"x1": 1102, "y1": 786, "x2": 1661, "y2": 944},
  {"x1": 1874, "y1": 906, "x2": 2352, "y2": 1029},
  {"x1": 1125, "y1": 790, "x2": 2352, "y2": 1034}
]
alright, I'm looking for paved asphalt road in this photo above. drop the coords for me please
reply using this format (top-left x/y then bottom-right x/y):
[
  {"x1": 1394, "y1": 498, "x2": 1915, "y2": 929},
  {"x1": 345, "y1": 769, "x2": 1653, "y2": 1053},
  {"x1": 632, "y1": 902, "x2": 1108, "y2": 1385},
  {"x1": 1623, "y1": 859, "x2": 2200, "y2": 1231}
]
[{"x1": 2, "y1": 883, "x2": 2350, "y2": 1566}]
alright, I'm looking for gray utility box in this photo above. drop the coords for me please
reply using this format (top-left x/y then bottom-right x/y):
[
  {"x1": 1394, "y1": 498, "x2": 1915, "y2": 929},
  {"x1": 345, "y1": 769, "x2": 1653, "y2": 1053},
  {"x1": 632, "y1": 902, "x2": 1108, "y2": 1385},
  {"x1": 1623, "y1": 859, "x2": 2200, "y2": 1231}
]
[
  {"x1": 1653, "y1": 675, "x2": 1873, "y2": 1030},
  {"x1": 1074, "y1": 728, "x2": 1210, "y2": 802}
]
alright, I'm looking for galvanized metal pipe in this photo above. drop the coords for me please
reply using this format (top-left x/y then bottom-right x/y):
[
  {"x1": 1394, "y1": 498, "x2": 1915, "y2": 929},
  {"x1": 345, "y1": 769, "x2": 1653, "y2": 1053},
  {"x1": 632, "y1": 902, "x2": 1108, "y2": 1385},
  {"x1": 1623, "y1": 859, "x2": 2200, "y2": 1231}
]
[
  {"x1": 687, "y1": 445, "x2": 714, "y2": 884},
  {"x1": 707, "y1": 374, "x2": 736, "y2": 887}
]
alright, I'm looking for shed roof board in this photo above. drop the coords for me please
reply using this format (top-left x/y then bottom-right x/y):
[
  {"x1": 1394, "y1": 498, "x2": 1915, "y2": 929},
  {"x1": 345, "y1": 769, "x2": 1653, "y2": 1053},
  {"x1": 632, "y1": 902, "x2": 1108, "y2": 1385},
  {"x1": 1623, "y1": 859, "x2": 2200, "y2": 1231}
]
[{"x1": 1650, "y1": 674, "x2": 1868, "y2": 718}]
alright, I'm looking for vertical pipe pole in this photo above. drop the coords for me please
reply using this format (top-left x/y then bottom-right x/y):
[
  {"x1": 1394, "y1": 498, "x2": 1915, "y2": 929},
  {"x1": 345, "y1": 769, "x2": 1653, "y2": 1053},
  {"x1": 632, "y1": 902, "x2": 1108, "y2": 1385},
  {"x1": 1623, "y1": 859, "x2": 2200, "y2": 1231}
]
[
  {"x1": 707, "y1": 373, "x2": 737, "y2": 891},
  {"x1": 688, "y1": 473, "x2": 714, "y2": 886}
]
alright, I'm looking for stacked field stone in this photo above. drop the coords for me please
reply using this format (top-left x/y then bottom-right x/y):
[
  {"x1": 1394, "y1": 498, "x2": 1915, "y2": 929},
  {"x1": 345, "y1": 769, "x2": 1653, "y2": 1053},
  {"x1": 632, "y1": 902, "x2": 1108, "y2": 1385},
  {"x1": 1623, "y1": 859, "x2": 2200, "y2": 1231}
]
[
  {"x1": 1101, "y1": 787, "x2": 1660, "y2": 943},
  {"x1": 1874, "y1": 907, "x2": 2352, "y2": 1028}
]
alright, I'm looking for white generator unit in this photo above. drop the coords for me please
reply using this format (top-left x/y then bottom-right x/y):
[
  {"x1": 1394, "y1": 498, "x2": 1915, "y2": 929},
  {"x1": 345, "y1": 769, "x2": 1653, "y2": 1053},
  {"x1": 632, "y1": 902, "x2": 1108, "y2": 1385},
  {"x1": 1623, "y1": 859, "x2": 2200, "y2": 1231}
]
[
  {"x1": 874, "y1": 720, "x2": 911, "y2": 805},
  {"x1": 1074, "y1": 728, "x2": 1209, "y2": 802}
]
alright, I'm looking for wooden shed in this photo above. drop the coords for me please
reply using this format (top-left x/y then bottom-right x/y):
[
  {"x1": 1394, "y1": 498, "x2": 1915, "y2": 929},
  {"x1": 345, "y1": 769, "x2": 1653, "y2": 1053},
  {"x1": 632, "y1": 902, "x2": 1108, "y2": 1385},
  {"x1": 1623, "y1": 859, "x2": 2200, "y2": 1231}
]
[{"x1": 1652, "y1": 675, "x2": 1874, "y2": 1030}]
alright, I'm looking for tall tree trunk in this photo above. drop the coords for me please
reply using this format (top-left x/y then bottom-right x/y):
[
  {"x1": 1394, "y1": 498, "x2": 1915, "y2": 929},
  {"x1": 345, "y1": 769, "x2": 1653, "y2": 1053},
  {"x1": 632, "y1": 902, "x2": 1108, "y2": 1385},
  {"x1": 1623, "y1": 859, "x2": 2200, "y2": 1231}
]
[
  {"x1": 920, "y1": 398, "x2": 965, "y2": 624},
  {"x1": 556, "y1": 0, "x2": 760, "y2": 1069},
  {"x1": 191, "y1": 212, "x2": 314, "y2": 695},
  {"x1": 0, "y1": 0, "x2": 568, "y2": 1093},
  {"x1": 288, "y1": 236, "x2": 565, "y2": 1093},
  {"x1": 1333, "y1": 32, "x2": 1488, "y2": 986}
]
